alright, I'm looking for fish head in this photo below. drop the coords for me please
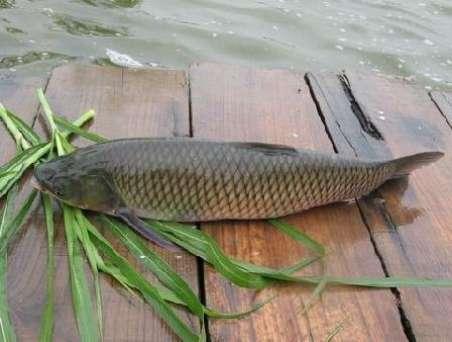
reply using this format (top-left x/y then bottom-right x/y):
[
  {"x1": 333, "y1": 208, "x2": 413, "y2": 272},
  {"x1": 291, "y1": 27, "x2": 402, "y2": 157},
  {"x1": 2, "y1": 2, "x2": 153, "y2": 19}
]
[{"x1": 34, "y1": 150, "x2": 121, "y2": 213}]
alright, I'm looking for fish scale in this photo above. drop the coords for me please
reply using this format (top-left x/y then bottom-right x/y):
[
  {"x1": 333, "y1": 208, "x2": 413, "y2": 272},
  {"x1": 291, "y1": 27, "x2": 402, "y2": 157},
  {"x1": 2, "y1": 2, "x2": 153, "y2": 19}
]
[
  {"x1": 34, "y1": 138, "x2": 443, "y2": 223},
  {"x1": 99, "y1": 138, "x2": 394, "y2": 221}
]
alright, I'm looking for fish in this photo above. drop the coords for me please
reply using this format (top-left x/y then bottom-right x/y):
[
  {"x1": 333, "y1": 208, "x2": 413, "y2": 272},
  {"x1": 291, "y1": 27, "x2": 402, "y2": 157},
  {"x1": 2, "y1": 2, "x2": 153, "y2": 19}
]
[{"x1": 33, "y1": 137, "x2": 443, "y2": 248}]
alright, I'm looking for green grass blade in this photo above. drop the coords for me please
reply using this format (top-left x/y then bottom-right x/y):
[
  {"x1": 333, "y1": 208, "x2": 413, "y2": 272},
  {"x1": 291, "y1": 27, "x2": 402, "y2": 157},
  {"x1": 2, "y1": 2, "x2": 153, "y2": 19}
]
[
  {"x1": 6, "y1": 109, "x2": 42, "y2": 146},
  {"x1": 315, "y1": 276, "x2": 452, "y2": 288},
  {"x1": 0, "y1": 103, "x2": 31, "y2": 150},
  {"x1": 0, "y1": 186, "x2": 18, "y2": 237},
  {"x1": 37, "y1": 89, "x2": 57, "y2": 133},
  {"x1": 299, "y1": 275, "x2": 327, "y2": 315},
  {"x1": 101, "y1": 216, "x2": 204, "y2": 318},
  {"x1": 268, "y1": 219, "x2": 325, "y2": 256},
  {"x1": 146, "y1": 220, "x2": 269, "y2": 289},
  {"x1": 0, "y1": 143, "x2": 49, "y2": 176},
  {"x1": 56, "y1": 132, "x2": 74, "y2": 154},
  {"x1": 147, "y1": 220, "x2": 321, "y2": 287},
  {"x1": 233, "y1": 255, "x2": 320, "y2": 277},
  {"x1": 0, "y1": 187, "x2": 19, "y2": 342},
  {"x1": 73, "y1": 211, "x2": 107, "y2": 339},
  {"x1": 55, "y1": 115, "x2": 107, "y2": 143},
  {"x1": 60, "y1": 110, "x2": 96, "y2": 141},
  {"x1": 147, "y1": 220, "x2": 452, "y2": 288},
  {"x1": 0, "y1": 190, "x2": 37, "y2": 254},
  {"x1": 63, "y1": 206, "x2": 100, "y2": 342},
  {"x1": 84, "y1": 221, "x2": 200, "y2": 342},
  {"x1": 39, "y1": 194, "x2": 55, "y2": 342},
  {"x1": 204, "y1": 295, "x2": 275, "y2": 319},
  {"x1": 0, "y1": 144, "x2": 50, "y2": 198},
  {"x1": 0, "y1": 255, "x2": 16, "y2": 342}
]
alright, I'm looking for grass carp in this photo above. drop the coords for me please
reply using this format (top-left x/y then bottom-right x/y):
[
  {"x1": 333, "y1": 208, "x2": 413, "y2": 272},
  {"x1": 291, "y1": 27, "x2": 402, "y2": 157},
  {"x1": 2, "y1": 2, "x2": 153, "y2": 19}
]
[{"x1": 34, "y1": 138, "x2": 443, "y2": 247}]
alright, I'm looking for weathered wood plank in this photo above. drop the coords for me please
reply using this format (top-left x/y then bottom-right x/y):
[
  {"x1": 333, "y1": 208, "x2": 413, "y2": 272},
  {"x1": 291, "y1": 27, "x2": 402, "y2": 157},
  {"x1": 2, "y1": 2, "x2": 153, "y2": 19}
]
[
  {"x1": 12, "y1": 64, "x2": 198, "y2": 341},
  {"x1": 430, "y1": 91, "x2": 452, "y2": 128},
  {"x1": 0, "y1": 76, "x2": 49, "y2": 341},
  {"x1": 308, "y1": 71, "x2": 452, "y2": 340},
  {"x1": 190, "y1": 62, "x2": 406, "y2": 341}
]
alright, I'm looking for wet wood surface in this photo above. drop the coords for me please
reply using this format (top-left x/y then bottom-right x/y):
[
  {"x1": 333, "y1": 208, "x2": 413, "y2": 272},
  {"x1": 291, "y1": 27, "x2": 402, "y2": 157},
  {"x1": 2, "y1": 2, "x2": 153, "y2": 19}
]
[
  {"x1": 1, "y1": 75, "x2": 48, "y2": 341},
  {"x1": 190, "y1": 63, "x2": 405, "y2": 341},
  {"x1": 1, "y1": 63, "x2": 451, "y2": 341},
  {"x1": 308, "y1": 71, "x2": 452, "y2": 341}
]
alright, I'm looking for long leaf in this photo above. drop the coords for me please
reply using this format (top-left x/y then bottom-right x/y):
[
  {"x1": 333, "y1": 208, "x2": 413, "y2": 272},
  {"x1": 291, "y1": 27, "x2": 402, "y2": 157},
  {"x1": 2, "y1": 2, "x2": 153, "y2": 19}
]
[
  {"x1": 55, "y1": 115, "x2": 106, "y2": 143},
  {"x1": 0, "y1": 190, "x2": 38, "y2": 254},
  {"x1": 147, "y1": 220, "x2": 452, "y2": 288},
  {"x1": 0, "y1": 143, "x2": 49, "y2": 176},
  {"x1": 0, "y1": 187, "x2": 19, "y2": 342},
  {"x1": 63, "y1": 206, "x2": 100, "y2": 342},
  {"x1": 268, "y1": 219, "x2": 325, "y2": 256},
  {"x1": 146, "y1": 220, "x2": 269, "y2": 289},
  {"x1": 147, "y1": 220, "x2": 320, "y2": 287},
  {"x1": 85, "y1": 221, "x2": 200, "y2": 342},
  {"x1": 101, "y1": 216, "x2": 204, "y2": 318},
  {"x1": 0, "y1": 256, "x2": 15, "y2": 342},
  {"x1": 0, "y1": 104, "x2": 31, "y2": 150},
  {"x1": 73, "y1": 211, "x2": 105, "y2": 339},
  {"x1": 39, "y1": 194, "x2": 55, "y2": 342},
  {"x1": 6, "y1": 109, "x2": 43, "y2": 146},
  {"x1": 60, "y1": 111, "x2": 96, "y2": 141},
  {"x1": 37, "y1": 89, "x2": 57, "y2": 133},
  {"x1": 0, "y1": 144, "x2": 50, "y2": 198},
  {"x1": 93, "y1": 215, "x2": 269, "y2": 320}
]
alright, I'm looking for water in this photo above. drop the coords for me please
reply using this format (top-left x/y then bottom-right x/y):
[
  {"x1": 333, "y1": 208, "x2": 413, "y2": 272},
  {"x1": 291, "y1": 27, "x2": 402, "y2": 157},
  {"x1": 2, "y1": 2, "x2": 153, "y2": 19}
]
[{"x1": 1, "y1": 0, "x2": 451, "y2": 89}]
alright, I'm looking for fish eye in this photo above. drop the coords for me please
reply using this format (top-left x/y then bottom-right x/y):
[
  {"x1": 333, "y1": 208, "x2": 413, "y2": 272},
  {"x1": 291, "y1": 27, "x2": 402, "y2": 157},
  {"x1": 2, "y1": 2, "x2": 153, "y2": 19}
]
[{"x1": 52, "y1": 187, "x2": 64, "y2": 197}]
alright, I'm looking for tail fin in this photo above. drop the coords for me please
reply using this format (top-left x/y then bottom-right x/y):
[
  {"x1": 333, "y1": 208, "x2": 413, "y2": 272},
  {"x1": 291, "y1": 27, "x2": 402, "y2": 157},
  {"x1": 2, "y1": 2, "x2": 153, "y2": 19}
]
[{"x1": 390, "y1": 151, "x2": 444, "y2": 179}]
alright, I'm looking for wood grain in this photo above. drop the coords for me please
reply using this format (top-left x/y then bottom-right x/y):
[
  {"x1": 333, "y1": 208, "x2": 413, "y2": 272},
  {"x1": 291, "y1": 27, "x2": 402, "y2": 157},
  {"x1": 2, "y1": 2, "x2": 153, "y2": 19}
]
[
  {"x1": 0, "y1": 75, "x2": 49, "y2": 341},
  {"x1": 9, "y1": 64, "x2": 198, "y2": 341},
  {"x1": 190, "y1": 62, "x2": 406, "y2": 341},
  {"x1": 309, "y1": 71, "x2": 452, "y2": 340}
]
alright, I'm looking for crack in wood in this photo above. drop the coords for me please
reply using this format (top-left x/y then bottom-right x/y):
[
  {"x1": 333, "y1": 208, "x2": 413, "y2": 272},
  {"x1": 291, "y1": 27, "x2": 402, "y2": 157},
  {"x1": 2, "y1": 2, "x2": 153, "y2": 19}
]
[
  {"x1": 356, "y1": 199, "x2": 416, "y2": 342},
  {"x1": 196, "y1": 252, "x2": 210, "y2": 342},
  {"x1": 187, "y1": 72, "x2": 211, "y2": 341},
  {"x1": 188, "y1": 72, "x2": 194, "y2": 138},
  {"x1": 339, "y1": 73, "x2": 384, "y2": 141},
  {"x1": 305, "y1": 71, "x2": 415, "y2": 342},
  {"x1": 429, "y1": 92, "x2": 452, "y2": 130},
  {"x1": 304, "y1": 73, "x2": 339, "y2": 153}
]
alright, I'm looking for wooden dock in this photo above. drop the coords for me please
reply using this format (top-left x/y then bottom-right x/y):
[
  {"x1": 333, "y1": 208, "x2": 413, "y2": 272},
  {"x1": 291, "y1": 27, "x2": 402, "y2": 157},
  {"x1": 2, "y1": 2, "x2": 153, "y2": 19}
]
[{"x1": 1, "y1": 63, "x2": 451, "y2": 341}]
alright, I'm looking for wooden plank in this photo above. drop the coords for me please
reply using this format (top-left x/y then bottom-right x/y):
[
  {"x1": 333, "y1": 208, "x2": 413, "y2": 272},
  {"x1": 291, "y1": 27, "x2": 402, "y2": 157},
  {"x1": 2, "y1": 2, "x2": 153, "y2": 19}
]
[
  {"x1": 308, "y1": 71, "x2": 452, "y2": 340},
  {"x1": 0, "y1": 76, "x2": 49, "y2": 341},
  {"x1": 430, "y1": 91, "x2": 452, "y2": 128},
  {"x1": 12, "y1": 64, "x2": 198, "y2": 341},
  {"x1": 190, "y1": 62, "x2": 406, "y2": 341}
]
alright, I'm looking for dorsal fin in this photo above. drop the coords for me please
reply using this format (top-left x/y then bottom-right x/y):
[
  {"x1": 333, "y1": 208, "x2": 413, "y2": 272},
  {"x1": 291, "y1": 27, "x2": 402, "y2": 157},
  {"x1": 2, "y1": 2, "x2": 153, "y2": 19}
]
[{"x1": 229, "y1": 142, "x2": 299, "y2": 157}]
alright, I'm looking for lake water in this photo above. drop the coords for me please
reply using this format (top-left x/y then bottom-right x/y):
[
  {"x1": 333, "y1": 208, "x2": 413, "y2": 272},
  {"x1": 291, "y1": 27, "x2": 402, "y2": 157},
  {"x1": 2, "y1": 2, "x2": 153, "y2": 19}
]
[{"x1": 1, "y1": 0, "x2": 451, "y2": 89}]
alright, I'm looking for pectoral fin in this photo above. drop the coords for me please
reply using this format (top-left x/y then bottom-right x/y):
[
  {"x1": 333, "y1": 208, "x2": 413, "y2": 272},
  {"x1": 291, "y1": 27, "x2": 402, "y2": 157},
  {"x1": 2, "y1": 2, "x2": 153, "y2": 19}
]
[{"x1": 117, "y1": 208, "x2": 180, "y2": 251}]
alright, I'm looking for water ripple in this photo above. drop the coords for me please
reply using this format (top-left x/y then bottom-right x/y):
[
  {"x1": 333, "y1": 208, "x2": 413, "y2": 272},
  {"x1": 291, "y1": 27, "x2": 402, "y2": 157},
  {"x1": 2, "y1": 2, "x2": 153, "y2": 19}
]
[{"x1": 0, "y1": 0, "x2": 450, "y2": 89}]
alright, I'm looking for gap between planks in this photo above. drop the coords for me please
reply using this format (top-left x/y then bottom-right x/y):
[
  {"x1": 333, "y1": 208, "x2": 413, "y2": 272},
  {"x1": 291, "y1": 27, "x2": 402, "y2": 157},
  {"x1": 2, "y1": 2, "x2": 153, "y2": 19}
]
[
  {"x1": 187, "y1": 69, "x2": 211, "y2": 341},
  {"x1": 306, "y1": 70, "x2": 452, "y2": 341},
  {"x1": 189, "y1": 62, "x2": 407, "y2": 342},
  {"x1": 305, "y1": 72, "x2": 415, "y2": 341}
]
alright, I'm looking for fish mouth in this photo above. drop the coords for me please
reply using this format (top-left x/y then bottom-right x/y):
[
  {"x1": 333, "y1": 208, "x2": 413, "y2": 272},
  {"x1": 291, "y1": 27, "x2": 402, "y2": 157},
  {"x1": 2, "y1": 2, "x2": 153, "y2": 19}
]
[
  {"x1": 30, "y1": 175, "x2": 44, "y2": 191},
  {"x1": 30, "y1": 174, "x2": 55, "y2": 196}
]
